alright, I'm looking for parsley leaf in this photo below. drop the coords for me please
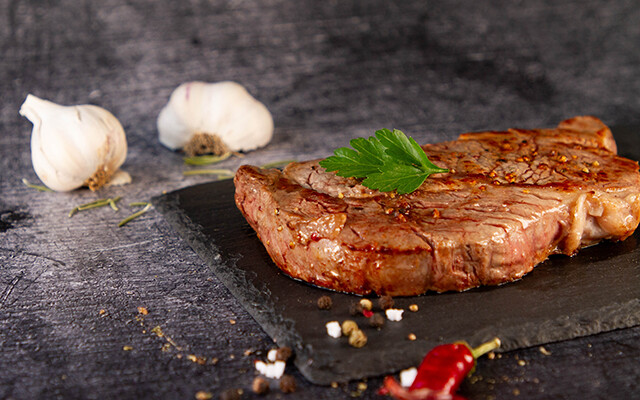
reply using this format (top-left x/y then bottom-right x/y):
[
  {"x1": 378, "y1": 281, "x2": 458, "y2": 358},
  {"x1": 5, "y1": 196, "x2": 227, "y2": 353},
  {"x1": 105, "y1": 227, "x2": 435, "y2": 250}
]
[{"x1": 319, "y1": 129, "x2": 448, "y2": 194}]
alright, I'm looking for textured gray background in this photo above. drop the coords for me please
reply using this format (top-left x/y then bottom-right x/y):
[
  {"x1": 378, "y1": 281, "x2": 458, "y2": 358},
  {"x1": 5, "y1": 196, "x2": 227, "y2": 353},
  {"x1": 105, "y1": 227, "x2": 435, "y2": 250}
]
[{"x1": 1, "y1": 1, "x2": 639, "y2": 399}]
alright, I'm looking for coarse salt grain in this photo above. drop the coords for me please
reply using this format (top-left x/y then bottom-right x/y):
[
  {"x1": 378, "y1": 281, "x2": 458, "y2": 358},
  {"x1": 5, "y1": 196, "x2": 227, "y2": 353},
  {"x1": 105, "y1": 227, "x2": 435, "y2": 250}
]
[
  {"x1": 326, "y1": 321, "x2": 342, "y2": 338},
  {"x1": 267, "y1": 348, "x2": 278, "y2": 362},
  {"x1": 385, "y1": 308, "x2": 404, "y2": 321},
  {"x1": 254, "y1": 360, "x2": 286, "y2": 379},
  {"x1": 400, "y1": 367, "x2": 418, "y2": 387}
]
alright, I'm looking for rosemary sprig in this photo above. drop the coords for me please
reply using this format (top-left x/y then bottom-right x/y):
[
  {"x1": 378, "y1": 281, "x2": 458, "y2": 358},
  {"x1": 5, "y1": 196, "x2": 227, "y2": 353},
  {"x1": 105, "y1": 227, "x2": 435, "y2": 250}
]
[
  {"x1": 260, "y1": 159, "x2": 297, "y2": 169},
  {"x1": 69, "y1": 197, "x2": 122, "y2": 217},
  {"x1": 183, "y1": 152, "x2": 232, "y2": 166},
  {"x1": 118, "y1": 202, "x2": 152, "y2": 227},
  {"x1": 183, "y1": 168, "x2": 235, "y2": 178},
  {"x1": 22, "y1": 178, "x2": 53, "y2": 192}
]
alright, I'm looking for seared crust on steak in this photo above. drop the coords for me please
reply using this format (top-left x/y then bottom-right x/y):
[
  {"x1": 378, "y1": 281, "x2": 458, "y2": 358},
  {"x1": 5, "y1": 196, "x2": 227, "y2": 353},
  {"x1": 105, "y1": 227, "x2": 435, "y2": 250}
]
[{"x1": 234, "y1": 116, "x2": 640, "y2": 296}]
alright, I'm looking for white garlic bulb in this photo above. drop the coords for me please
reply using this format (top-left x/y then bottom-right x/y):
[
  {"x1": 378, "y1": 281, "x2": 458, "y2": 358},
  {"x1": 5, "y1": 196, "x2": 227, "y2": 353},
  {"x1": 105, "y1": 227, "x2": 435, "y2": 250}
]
[
  {"x1": 157, "y1": 81, "x2": 273, "y2": 153},
  {"x1": 19, "y1": 94, "x2": 129, "y2": 192}
]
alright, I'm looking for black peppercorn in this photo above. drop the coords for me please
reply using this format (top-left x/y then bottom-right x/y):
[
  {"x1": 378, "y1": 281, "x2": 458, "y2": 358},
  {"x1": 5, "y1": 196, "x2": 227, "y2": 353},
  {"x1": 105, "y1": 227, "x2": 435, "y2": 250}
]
[
  {"x1": 279, "y1": 374, "x2": 296, "y2": 393},
  {"x1": 219, "y1": 388, "x2": 243, "y2": 400},
  {"x1": 349, "y1": 301, "x2": 363, "y2": 316},
  {"x1": 378, "y1": 295, "x2": 394, "y2": 310},
  {"x1": 369, "y1": 313, "x2": 385, "y2": 329},
  {"x1": 276, "y1": 346, "x2": 292, "y2": 362},
  {"x1": 317, "y1": 295, "x2": 332, "y2": 310},
  {"x1": 251, "y1": 376, "x2": 269, "y2": 395}
]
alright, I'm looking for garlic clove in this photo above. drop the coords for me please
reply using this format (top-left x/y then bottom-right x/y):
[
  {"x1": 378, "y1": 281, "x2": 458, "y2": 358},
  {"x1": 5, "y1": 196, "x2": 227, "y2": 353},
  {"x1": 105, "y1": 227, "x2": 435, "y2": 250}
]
[
  {"x1": 19, "y1": 94, "x2": 128, "y2": 192},
  {"x1": 157, "y1": 81, "x2": 273, "y2": 153}
]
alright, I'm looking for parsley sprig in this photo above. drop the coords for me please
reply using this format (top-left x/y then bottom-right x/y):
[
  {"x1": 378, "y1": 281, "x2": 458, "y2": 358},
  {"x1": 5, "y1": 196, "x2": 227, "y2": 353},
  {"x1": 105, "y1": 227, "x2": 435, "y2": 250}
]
[{"x1": 319, "y1": 129, "x2": 448, "y2": 194}]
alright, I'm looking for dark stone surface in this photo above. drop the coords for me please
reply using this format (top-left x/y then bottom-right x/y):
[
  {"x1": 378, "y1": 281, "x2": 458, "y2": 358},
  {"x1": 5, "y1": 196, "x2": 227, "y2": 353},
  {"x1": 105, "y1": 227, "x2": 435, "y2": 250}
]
[{"x1": 1, "y1": 0, "x2": 639, "y2": 399}]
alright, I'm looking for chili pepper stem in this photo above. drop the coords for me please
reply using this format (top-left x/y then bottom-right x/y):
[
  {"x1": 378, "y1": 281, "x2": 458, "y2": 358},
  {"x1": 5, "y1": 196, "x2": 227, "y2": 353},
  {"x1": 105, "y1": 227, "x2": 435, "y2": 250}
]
[{"x1": 471, "y1": 337, "x2": 501, "y2": 359}]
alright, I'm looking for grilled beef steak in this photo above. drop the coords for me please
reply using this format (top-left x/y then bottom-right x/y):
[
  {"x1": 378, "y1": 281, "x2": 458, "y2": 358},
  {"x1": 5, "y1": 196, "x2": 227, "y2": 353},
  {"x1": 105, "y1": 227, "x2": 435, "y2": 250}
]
[{"x1": 234, "y1": 116, "x2": 640, "y2": 296}]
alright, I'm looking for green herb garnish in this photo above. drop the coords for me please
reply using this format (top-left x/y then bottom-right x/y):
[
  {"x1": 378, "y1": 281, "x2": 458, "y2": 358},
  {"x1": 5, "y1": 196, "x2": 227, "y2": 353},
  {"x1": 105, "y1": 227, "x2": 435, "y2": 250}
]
[
  {"x1": 319, "y1": 129, "x2": 448, "y2": 194},
  {"x1": 260, "y1": 159, "x2": 297, "y2": 169},
  {"x1": 68, "y1": 197, "x2": 122, "y2": 217},
  {"x1": 183, "y1": 152, "x2": 232, "y2": 166},
  {"x1": 22, "y1": 178, "x2": 53, "y2": 192},
  {"x1": 118, "y1": 202, "x2": 152, "y2": 227},
  {"x1": 182, "y1": 168, "x2": 235, "y2": 179}
]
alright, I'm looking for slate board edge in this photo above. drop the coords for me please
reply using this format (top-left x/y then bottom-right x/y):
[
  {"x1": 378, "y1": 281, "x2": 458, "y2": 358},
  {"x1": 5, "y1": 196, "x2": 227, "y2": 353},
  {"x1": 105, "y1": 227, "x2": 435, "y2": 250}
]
[{"x1": 151, "y1": 191, "x2": 323, "y2": 381}]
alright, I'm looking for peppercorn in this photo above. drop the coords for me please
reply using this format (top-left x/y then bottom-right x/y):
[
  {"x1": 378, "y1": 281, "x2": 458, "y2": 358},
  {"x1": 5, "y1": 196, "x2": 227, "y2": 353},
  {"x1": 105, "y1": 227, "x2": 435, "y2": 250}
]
[
  {"x1": 369, "y1": 313, "x2": 385, "y2": 329},
  {"x1": 252, "y1": 376, "x2": 269, "y2": 395},
  {"x1": 378, "y1": 295, "x2": 394, "y2": 310},
  {"x1": 219, "y1": 388, "x2": 243, "y2": 400},
  {"x1": 317, "y1": 295, "x2": 332, "y2": 310},
  {"x1": 342, "y1": 320, "x2": 358, "y2": 336},
  {"x1": 349, "y1": 329, "x2": 367, "y2": 348},
  {"x1": 280, "y1": 374, "x2": 296, "y2": 393},
  {"x1": 359, "y1": 298, "x2": 373, "y2": 311},
  {"x1": 349, "y1": 301, "x2": 363, "y2": 316},
  {"x1": 276, "y1": 346, "x2": 292, "y2": 362}
]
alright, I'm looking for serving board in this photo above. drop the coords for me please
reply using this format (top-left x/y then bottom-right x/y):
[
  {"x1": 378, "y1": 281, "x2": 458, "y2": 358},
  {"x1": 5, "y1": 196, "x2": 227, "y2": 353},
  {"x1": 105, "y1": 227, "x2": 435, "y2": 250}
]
[{"x1": 152, "y1": 125, "x2": 640, "y2": 385}]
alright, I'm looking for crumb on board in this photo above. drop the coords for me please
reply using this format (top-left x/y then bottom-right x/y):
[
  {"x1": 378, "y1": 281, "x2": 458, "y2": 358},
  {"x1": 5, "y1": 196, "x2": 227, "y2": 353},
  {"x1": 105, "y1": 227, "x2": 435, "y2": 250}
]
[
  {"x1": 137, "y1": 306, "x2": 148, "y2": 315},
  {"x1": 409, "y1": 304, "x2": 419, "y2": 312},
  {"x1": 123, "y1": 345, "x2": 133, "y2": 351}
]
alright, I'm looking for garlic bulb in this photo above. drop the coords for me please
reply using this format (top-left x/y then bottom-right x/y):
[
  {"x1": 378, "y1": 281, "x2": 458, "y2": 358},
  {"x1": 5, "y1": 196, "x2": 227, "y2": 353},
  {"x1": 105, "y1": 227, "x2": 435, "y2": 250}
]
[
  {"x1": 157, "y1": 81, "x2": 273, "y2": 154},
  {"x1": 19, "y1": 94, "x2": 128, "y2": 192}
]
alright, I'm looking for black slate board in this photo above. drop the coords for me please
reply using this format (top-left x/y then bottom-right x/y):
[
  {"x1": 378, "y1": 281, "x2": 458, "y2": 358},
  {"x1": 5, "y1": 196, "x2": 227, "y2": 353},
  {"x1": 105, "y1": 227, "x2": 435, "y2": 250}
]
[{"x1": 152, "y1": 125, "x2": 640, "y2": 385}]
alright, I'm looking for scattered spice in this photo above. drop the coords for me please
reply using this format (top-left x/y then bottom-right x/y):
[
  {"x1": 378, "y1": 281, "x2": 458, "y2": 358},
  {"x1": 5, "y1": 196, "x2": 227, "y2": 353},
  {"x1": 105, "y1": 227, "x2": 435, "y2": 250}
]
[
  {"x1": 317, "y1": 296, "x2": 333, "y2": 310},
  {"x1": 409, "y1": 304, "x2": 419, "y2": 312},
  {"x1": 342, "y1": 320, "x2": 359, "y2": 336},
  {"x1": 187, "y1": 354, "x2": 207, "y2": 365},
  {"x1": 123, "y1": 345, "x2": 133, "y2": 351},
  {"x1": 378, "y1": 296, "x2": 395, "y2": 310},
  {"x1": 517, "y1": 359, "x2": 526, "y2": 366},
  {"x1": 195, "y1": 391, "x2": 213, "y2": 400},
  {"x1": 229, "y1": 319, "x2": 236, "y2": 325},
  {"x1": 349, "y1": 301, "x2": 364, "y2": 316},
  {"x1": 326, "y1": 321, "x2": 342, "y2": 338},
  {"x1": 362, "y1": 309, "x2": 374, "y2": 318},
  {"x1": 252, "y1": 376, "x2": 270, "y2": 395},
  {"x1": 219, "y1": 388, "x2": 243, "y2": 400},
  {"x1": 357, "y1": 382, "x2": 367, "y2": 391},
  {"x1": 408, "y1": 333, "x2": 417, "y2": 341},
  {"x1": 279, "y1": 374, "x2": 296, "y2": 393},
  {"x1": 539, "y1": 346, "x2": 552, "y2": 356},
  {"x1": 275, "y1": 346, "x2": 292, "y2": 362},
  {"x1": 331, "y1": 382, "x2": 339, "y2": 388},
  {"x1": 348, "y1": 329, "x2": 367, "y2": 348},
  {"x1": 385, "y1": 309, "x2": 404, "y2": 321},
  {"x1": 369, "y1": 313, "x2": 385, "y2": 329},
  {"x1": 99, "y1": 309, "x2": 106, "y2": 315},
  {"x1": 399, "y1": 368, "x2": 418, "y2": 387},
  {"x1": 137, "y1": 307, "x2": 148, "y2": 315},
  {"x1": 359, "y1": 299, "x2": 373, "y2": 311}
]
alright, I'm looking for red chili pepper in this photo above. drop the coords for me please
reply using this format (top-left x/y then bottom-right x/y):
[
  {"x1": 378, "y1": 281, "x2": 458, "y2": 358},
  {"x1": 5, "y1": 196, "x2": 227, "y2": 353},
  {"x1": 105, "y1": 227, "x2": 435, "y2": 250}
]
[{"x1": 381, "y1": 337, "x2": 500, "y2": 400}]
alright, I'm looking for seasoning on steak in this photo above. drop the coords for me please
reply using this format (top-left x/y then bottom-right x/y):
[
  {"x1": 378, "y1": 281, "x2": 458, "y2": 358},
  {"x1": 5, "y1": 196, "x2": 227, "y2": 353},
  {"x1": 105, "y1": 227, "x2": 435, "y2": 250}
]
[{"x1": 234, "y1": 116, "x2": 640, "y2": 296}]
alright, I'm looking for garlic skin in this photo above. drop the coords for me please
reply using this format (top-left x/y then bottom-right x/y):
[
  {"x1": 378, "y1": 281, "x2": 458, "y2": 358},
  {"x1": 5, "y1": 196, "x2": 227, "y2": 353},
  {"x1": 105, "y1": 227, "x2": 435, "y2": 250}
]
[
  {"x1": 157, "y1": 81, "x2": 273, "y2": 152},
  {"x1": 19, "y1": 94, "x2": 128, "y2": 192}
]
